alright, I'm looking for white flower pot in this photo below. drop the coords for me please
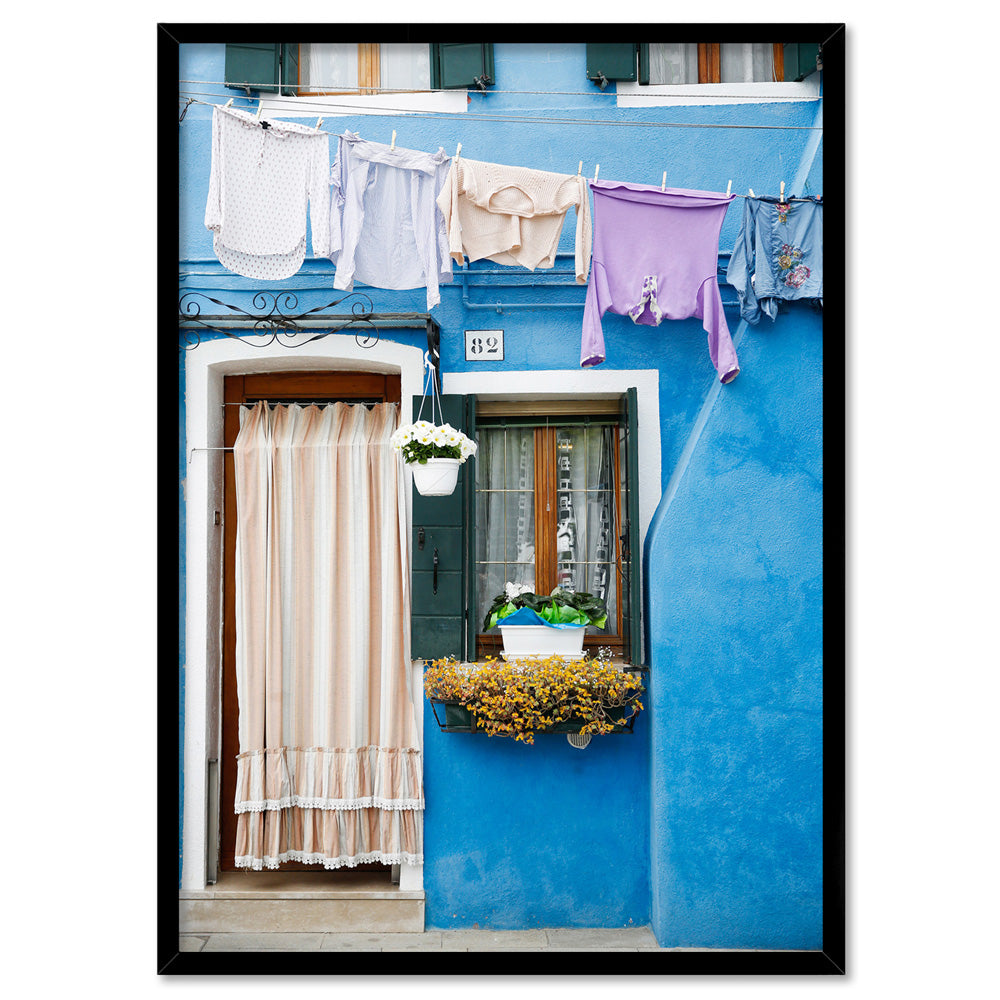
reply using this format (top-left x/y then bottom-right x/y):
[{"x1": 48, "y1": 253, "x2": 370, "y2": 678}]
[
  {"x1": 499, "y1": 624, "x2": 586, "y2": 660},
  {"x1": 409, "y1": 458, "x2": 460, "y2": 497}
]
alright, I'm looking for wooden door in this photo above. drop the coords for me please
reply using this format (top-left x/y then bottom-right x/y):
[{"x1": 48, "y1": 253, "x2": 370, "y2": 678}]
[{"x1": 219, "y1": 371, "x2": 402, "y2": 872}]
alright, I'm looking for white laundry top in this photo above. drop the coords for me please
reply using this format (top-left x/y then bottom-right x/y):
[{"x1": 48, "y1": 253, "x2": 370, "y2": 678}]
[
  {"x1": 205, "y1": 105, "x2": 331, "y2": 280},
  {"x1": 435, "y1": 157, "x2": 592, "y2": 283},
  {"x1": 328, "y1": 132, "x2": 453, "y2": 309}
]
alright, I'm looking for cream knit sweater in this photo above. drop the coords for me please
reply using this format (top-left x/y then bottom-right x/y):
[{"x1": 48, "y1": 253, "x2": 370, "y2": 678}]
[{"x1": 435, "y1": 157, "x2": 592, "y2": 283}]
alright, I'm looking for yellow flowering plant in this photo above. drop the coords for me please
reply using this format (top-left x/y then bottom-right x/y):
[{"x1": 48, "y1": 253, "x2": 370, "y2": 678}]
[{"x1": 424, "y1": 655, "x2": 645, "y2": 744}]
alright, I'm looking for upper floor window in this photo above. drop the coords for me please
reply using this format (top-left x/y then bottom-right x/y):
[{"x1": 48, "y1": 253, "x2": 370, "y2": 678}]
[
  {"x1": 586, "y1": 41, "x2": 821, "y2": 89},
  {"x1": 648, "y1": 43, "x2": 782, "y2": 85},
  {"x1": 224, "y1": 42, "x2": 494, "y2": 97},
  {"x1": 299, "y1": 43, "x2": 431, "y2": 94}
]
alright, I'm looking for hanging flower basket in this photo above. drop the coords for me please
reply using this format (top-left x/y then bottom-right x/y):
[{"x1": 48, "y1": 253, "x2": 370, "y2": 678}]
[
  {"x1": 408, "y1": 457, "x2": 461, "y2": 496},
  {"x1": 391, "y1": 353, "x2": 477, "y2": 497},
  {"x1": 390, "y1": 420, "x2": 477, "y2": 498}
]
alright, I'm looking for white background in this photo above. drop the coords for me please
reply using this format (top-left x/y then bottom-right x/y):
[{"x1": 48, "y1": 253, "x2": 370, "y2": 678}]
[{"x1": 6, "y1": 3, "x2": 995, "y2": 995}]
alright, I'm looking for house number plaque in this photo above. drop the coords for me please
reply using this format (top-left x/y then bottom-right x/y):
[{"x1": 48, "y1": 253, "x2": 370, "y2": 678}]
[{"x1": 464, "y1": 329, "x2": 504, "y2": 361}]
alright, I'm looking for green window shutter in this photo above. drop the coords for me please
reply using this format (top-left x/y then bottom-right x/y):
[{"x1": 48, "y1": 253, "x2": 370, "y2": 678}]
[
  {"x1": 410, "y1": 395, "x2": 474, "y2": 662},
  {"x1": 621, "y1": 388, "x2": 643, "y2": 665},
  {"x1": 586, "y1": 43, "x2": 638, "y2": 85},
  {"x1": 782, "y1": 42, "x2": 821, "y2": 82},
  {"x1": 637, "y1": 43, "x2": 650, "y2": 85},
  {"x1": 224, "y1": 43, "x2": 281, "y2": 93},
  {"x1": 280, "y1": 44, "x2": 300, "y2": 96},
  {"x1": 430, "y1": 43, "x2": 495, "y2": 89}
]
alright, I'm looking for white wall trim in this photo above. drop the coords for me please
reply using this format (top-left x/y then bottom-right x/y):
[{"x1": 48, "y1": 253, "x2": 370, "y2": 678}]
[
  {"x1": 182, "y1": 334, "x2": 426, "y2": 892},
  {"x1": 616, "y1": 76, "x2": 820, "y2": 108}
]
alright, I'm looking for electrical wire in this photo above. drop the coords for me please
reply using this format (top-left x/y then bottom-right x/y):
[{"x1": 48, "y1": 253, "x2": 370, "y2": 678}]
[{"x1": 176, "y1": 91, "x2": 824, "y2": 131}]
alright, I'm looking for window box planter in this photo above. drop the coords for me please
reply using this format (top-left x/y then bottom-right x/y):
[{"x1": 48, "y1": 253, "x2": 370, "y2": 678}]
[
  {"x1": 429, "y1": 695, "x2": 641, "y2": 735},
  {"x1": 498, "y1": 623, "x2": 586, "y2": 659},
  {"x1": 424, "y1": 657, "x2": 645, "y2": 743}
]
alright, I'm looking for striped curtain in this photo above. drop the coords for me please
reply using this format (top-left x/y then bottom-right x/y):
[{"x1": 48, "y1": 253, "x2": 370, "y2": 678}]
[{"x1": 232, "y1": 401, "x2": 423, "y2": 870}]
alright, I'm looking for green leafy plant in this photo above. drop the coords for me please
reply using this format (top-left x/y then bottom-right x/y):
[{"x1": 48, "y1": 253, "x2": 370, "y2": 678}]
[
  {"x1": 424, "y1": 655, "x2": 644, "y2": 744},
  {"x1": 482, "y1": 583, "x2": 609, "y2": 632}
]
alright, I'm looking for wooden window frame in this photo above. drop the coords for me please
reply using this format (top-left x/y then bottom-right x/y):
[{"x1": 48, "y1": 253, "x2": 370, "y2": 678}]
[
  {"x1": 473, "y1": 419, "x2": 627, "y2": 662},
  {"x1": 698, "y1": 42, "x2": 784, "y2": 83}
]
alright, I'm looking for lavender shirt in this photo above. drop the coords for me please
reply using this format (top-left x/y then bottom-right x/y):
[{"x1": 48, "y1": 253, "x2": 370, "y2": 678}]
[{"x1": 581, "y1": 181, "x2": 739, "y2": 383}]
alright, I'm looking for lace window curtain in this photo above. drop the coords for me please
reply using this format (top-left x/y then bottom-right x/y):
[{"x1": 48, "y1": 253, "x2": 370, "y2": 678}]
[
  {"x1": 476, "y1": 427, "x2": 536, "y2": 617},
  {"x1": 232, "y1": 401, "x2": 423, "y2": 870},
  {"x1": 648, "y1": 43, "x2": 699, "y2": 85},
  {"x1": 719, "y1": 43, "x2": 776, "y2": 82}
]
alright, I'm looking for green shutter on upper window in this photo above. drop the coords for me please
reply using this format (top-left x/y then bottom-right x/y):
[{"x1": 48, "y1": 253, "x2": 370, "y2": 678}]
[
  {"x1": 782, "y1": 42, "x2": 821, "y2": 81},
  {"x1": 224, "y1": 43, "x2": 281, "y2": 93},
  {"x1": 410, "y1": 394, "x2": 474, "y2": 662},
  {"x1": 430, "y1": 43, "x2": 495, "y2": 89},
  {"x1": 280, "y1": 44, "x2": 300, "y2": 96},
  {"x1": 586, "y1": 43, "x2": 638, "y2": 85},
  {"x1": 621, "y1": 388, "x2": 643, "y2": 665}
]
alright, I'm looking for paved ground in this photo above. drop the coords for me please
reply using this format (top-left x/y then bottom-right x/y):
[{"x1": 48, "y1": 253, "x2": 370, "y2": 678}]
[{"x1": 180, "y1": 926, "x2": 692, "y2": 951}]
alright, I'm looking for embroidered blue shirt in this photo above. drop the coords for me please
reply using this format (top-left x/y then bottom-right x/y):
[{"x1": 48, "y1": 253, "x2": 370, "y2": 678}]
[{"x1": 725, "y1": 195, "x2": 823, "y2": 324}]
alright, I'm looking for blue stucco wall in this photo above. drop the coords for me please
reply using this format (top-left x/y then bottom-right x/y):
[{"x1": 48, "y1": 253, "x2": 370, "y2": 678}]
[
  {"x1": 178, "y1": 40, "x2": 824, "y2": 945},
  {"x1": 646, "y1": 308, "x2": 824, "y2": 948}
]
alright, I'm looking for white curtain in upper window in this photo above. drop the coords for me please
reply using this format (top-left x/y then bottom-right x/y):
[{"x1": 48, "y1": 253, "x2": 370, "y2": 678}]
[
  {"x1": 719, "y1": 43, "x2": 776, "y2": 82},
  {"x1": 380, "y1": 43, "x2": 431, "y2": 91},
  {"x1": 301, "y1": 43, "x2": 358, "y2": 91},
  {"x1": 648, "y1": 43, "x2": 699, "y2": 85}
]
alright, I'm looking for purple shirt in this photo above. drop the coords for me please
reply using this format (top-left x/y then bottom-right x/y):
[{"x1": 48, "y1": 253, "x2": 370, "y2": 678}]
[{"x1": 581, "y1": 181, "x2": 739, "y2": 383}]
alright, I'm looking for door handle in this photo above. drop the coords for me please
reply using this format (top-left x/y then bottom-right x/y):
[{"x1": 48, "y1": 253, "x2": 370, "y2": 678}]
[{"x1": 433, "y1": 547, "x2": 439, "y2": 594}]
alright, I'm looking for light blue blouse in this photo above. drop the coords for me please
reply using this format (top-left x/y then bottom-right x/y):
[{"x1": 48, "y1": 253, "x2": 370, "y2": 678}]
[
  {"x1": 726, "y1": 195, "x2": 823, "y2": 324},
  {"x1": 328, "y1": 132, "x2": 453, "y2": 309}
]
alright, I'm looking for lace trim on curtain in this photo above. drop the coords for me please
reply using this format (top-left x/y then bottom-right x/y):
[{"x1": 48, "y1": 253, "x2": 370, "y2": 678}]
[
  {"x1": 234, "y1": 745, "x2": 424, "y2": 814},
  {"x1": 235, "y1": 798, "x2": 423, "y2": 870},
  {"x1": 235, "y1": 850, "x2": 423, "y2": 871}
]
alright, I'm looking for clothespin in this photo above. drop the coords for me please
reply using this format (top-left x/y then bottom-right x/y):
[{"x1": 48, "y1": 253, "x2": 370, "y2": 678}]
[
  {"x1": 726, "y1": 179, "x2": 732, "y2": 196},
  {"x1": 455, "y1": 143, "x2": 461, "y2": 163},
  {"x1": 661, "y1": 172, "x2": 667, "y2": 192},
  {"x1": 315, "y1": 117, "x2": 323, "y2": 131},
  {"x1": 748, "y1": 187, "x2": 755, "y2": 198},
  {"x1": 594, "y1": 164, "x2": 600, "y2": 182},
  {"x1": 391, "y1": 130, "x2": 396, "y2": 150},
  {"x1": 578, "y1": 161, "x2": 583, "y2": 176},
  {"x1": 179, "y1": 97, "x2": 195, "y2": 123},
  {"x1": 256, "y1": 101, "x2": 264, "y2": 121},
  {"x1": 780, "y1": 180, "x2": 786, "y2": 202},
  {"x1": 224, "y1": 98, "x2": 234, "y2": 108}
]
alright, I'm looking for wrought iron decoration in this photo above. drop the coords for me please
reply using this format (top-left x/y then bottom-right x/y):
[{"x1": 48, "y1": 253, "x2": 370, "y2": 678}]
[{"x1": 178, "y1": 290, "x2": 379, "y2": 350}]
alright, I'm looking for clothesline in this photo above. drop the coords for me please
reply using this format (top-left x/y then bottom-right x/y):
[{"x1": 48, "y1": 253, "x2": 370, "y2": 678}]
[
  {"x1": 188, "y1": 96, "x2": 820, "y2": 202},
  {"x1": 177, "y1": 92, "x2": 824, "y2": 131}
]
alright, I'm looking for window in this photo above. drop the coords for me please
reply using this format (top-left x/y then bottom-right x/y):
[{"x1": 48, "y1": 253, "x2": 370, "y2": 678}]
[
  {"x1": 647, "y1": 43, "x2": 783, "y2": 84},
  {"x1": 586, "y1": 42, "x2": 820, "y2": 87},
  {"x1": 474, "y1": 408, "x2": 628, "y2": 659},
  {"x1": 298, "y1": 44, "x2": 431, "y2": 95},
  {"x1": 224, "y1": 42, "x2": 494, "y2": 96},
  {"x1": 409, "y1": 393, "x2": 642, "y2": 666}
]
